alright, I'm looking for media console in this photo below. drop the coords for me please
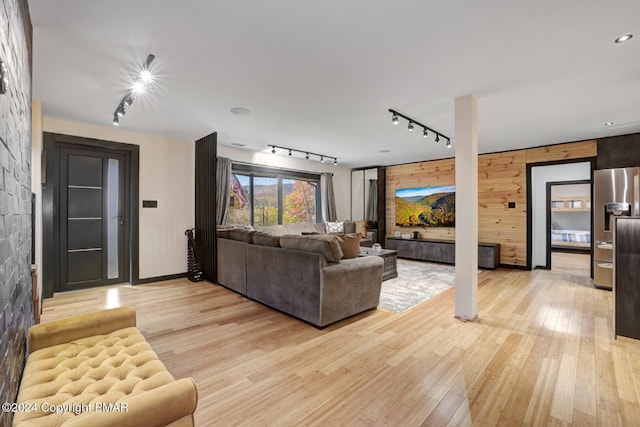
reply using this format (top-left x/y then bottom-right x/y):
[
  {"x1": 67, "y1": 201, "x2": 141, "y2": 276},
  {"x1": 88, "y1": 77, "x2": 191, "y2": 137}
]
[{"x1": 386, "y1": 237, "x2": 500, "y2": 269}]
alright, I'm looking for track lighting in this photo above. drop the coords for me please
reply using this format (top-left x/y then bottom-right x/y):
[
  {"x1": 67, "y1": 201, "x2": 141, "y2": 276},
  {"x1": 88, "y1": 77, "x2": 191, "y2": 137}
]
[
  {"x1": 388, "y1": 108, "x2": 451, "y2": 148},
  {"x1": 111, "y1": 53, "x2": 155, "y2": 125},
  {"x1": 269, "y1": 145, "x2": 337, "y2": 165}
]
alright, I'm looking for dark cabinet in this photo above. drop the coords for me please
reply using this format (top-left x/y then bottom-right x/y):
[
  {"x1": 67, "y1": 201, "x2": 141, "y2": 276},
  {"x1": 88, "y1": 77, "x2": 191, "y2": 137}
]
[
  {"x1": 385, "y1": 237, "x2": 500, "y2": 269},
  {"x1": 614, "y1": 217, "x2": 640, "y2": 340}
]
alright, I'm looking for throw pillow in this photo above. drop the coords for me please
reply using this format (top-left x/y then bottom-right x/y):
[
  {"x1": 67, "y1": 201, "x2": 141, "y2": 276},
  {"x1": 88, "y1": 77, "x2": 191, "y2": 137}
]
[
  {"x1": 325, "y1": 221, "x2": 344, "y2": 234},
  {"x1": 336, "y1": 233, "x2": 362, "y2": 259},
  {"x1": 279, "y1": 235, "x2": 343, "y2": 263}
]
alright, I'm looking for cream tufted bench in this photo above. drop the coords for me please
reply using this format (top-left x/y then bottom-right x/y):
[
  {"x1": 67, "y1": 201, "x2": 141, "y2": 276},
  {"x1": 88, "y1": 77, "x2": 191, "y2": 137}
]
[{"x1": 13, "y1": 307, "x2": 198, "y2": 427}]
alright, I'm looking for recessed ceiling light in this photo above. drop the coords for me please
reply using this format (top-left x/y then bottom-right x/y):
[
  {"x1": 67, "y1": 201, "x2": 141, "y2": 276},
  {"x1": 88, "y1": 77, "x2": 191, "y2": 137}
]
[
  {"x1": 378, "y1": 149, "x2": 391, "y2": 153},
  {"x1": 230, "y1": 142, "x2": 247, "y2": 147},
  {"x1": 230, "y1": 107, "x2": 251, "y2": 115},
  {"x1": 615, "y1": 34, "x2": 633, "y2": 43},
  {"x1": 604, "y1": 122, "x2": 614, "y2": 126}
]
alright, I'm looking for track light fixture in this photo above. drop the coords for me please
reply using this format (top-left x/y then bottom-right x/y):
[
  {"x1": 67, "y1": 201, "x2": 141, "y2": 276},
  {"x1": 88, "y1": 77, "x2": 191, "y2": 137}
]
[
  {"x1": 269, "y1": 145, "x2": 337, "y2": 165},
  {"x1": 111, "y1": 54, "x2": 155, "y2": 126},
  {"x1": 388, "y1": 108, "x2": 451, "y2": 148}
]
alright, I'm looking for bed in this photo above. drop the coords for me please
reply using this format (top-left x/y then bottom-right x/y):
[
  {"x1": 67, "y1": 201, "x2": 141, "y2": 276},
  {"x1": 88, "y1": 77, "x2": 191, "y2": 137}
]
[{"x1": 551, "y1": 229, "x2": 591, "y2": 250}]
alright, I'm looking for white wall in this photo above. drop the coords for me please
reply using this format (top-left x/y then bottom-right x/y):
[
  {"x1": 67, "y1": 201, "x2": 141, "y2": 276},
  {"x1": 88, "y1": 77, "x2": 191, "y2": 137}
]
[
  {"x1": 217, "y1": 145, "x2": 351, "y2": 220},
  {"x1": 31, "y1": 100, "x2": 43, "y2": 308},
  {"x1": 40, "y1": 118, "x2": 195, "y2": 280},
  {"x1": 531, "y1": 162, "x2": 591, "y2": 268}
]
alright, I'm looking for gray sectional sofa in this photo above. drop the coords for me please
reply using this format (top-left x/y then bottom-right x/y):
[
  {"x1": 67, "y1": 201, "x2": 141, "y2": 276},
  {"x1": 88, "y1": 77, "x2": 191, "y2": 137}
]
[{"x1": 216, "y1": 228, "x2": 384, "y2": 327}]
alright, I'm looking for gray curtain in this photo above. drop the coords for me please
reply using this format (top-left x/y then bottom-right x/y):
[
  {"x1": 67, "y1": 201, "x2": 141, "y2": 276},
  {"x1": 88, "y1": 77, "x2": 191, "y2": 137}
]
[
  {"x1": 216, "y1": 157, "x2": 232, "y2": 225},
  {"x1": 323, "y1": 172, "x2": 337, "y2": 222},
  {"x1": 366, "y1": 179, "x2": 378, "y2": 221}
]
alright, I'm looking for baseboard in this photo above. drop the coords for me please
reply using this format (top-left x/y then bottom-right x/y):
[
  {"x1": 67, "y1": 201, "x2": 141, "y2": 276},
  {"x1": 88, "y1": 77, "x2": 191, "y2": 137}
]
[
  {"x1": 134, "y1": 272, "x2": 188, "y2": 285},
  {"x1": 498, "y1": 264, "x2": 528, "y2": 270}
]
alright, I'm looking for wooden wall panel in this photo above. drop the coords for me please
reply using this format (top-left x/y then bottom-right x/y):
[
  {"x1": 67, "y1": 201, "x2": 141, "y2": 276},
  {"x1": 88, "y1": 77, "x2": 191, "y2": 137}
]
[
  {"x1": 385, "y1": 141, "x2": 596, "y2": 267},
  {"x1": 478, "y1": 150, "x2": 527, "y2": 266},
  {"x1": 525, "y1": 140, "x2": 596, "y2": 163}
]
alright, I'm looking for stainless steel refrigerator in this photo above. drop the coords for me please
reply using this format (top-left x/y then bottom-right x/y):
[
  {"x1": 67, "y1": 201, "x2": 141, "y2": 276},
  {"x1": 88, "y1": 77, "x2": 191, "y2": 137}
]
[{"x1": 593, "y1": 167, "x2": 640, "y2": 289}]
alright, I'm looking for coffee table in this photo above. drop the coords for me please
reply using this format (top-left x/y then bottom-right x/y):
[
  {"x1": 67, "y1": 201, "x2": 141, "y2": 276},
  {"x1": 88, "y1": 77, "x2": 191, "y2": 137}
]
[{"x1": 359, "y1": 247, "x2": 398, "y2": 281}]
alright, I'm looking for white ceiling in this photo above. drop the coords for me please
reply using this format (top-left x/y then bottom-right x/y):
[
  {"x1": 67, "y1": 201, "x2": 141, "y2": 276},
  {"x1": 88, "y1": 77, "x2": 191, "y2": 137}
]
[{"x1": 29, "y1": 0, "x2": 640, "y2": 168}]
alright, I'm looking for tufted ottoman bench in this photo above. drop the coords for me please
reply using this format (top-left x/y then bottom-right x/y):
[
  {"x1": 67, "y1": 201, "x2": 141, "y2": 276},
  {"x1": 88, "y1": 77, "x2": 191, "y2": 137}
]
[{"x1": 13, "y1": 307, "x2": 198, "y2": 427}]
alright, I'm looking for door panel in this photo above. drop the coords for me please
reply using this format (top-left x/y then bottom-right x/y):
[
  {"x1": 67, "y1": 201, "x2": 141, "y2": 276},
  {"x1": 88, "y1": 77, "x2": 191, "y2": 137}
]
[
  {"x1": 68, "y1": 155, "x2": 102, "y2": 186},
  {"x1": 67, "y1": 220, "x2": 102, "y2": 249},
  {"x1": 68, "y1": 187, "x2": 102, "y2": 218},
  {"x1": 67, "y1": 251, "x2": 102, "y2": 283},
  {"x1": 60, "y1": 147, "x2": 126, "y2": 290}
]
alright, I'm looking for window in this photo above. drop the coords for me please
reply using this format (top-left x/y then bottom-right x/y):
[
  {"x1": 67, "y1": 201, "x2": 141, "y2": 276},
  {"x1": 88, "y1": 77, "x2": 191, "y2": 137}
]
[{"x1": 227, "y1": 164, "x2": 321, "y2": 227}]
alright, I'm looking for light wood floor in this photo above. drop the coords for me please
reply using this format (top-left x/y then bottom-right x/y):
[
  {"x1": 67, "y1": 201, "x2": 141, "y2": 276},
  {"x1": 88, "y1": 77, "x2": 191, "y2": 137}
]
[
  {"x1": 41, "y1": 268, "x2": 640, "y2": 426},
  {"x1": 552, "y1": 251, "x2": 591, "y2": 278}
]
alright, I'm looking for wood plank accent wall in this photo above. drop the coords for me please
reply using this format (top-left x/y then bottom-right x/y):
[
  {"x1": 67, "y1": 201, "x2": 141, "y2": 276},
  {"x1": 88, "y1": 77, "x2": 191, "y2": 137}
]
[{"x1": 386, "y1": 140, "x2": 597, "y2": 267}]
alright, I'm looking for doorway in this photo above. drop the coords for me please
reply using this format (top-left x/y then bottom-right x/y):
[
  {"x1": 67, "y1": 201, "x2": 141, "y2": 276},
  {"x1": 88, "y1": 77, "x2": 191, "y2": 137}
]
[
  {"x1": 42, "y1": 133, "x2": 140, "y2": 297},
  {"x1": 547, "y1": 181, "x2": 592, "y2": 277},
  {"x1": 528, "y1": 160, "x2": 593, "y2": 271}
]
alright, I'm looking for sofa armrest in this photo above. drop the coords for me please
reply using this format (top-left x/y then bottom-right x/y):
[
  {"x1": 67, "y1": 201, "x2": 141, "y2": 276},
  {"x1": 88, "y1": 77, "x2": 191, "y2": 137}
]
[
  {"x1": 63, "y1": 377, "x2": 198, "y2": 427},
  {"x1": 29, "y1": 306, "x2": 137, "y2": 352}
]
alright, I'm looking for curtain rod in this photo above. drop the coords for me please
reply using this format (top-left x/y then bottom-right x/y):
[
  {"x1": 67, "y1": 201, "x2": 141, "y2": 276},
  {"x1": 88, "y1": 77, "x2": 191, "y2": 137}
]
[{"x1": 229, "y1": 159, "x2": 333, "y2": 177}]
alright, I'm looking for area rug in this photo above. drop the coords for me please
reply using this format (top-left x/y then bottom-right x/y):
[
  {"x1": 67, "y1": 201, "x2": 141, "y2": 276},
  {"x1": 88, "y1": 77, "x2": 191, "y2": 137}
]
[{"x1": 379, "y1": 259, "x2": 455, "y2": 313}]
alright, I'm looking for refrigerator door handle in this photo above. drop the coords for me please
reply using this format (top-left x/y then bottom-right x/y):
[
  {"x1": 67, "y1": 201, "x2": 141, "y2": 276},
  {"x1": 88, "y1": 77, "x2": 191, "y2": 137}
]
[
  {"x1": 634, "y1": 174, "x2": 639, "y2": 216},
  {"x1": 596, "y1": 241, "x2": 613, "y2": 250}
]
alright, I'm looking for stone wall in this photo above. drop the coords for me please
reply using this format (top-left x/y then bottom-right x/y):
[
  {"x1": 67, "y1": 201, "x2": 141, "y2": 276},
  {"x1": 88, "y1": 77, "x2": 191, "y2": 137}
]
[{"x1": 0, "y1": 0, "x2": 33, "y2": 424}]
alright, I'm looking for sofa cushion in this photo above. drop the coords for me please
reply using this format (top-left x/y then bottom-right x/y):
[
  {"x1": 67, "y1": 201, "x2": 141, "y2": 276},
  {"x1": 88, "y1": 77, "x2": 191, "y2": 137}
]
[
  {"x1": 279, "y1": 234, "x2": 343, "y2": 263},
  {"x1": 229, "y1": 229, "x2": 255, "y2": 243},
  {"x1": 216, "y1": 229, "x2": 231, "y2": 239},
  {"x1": 336, "y1": 233, "x2": 362, "y2": 259},
  {"x1": 283, "y1": 223, "x2": 318, "y2": 235},
  {"x1": 325, "y1": 221, "x2": 344, "y2": 233},
  {"x1": 254, "y1": 224, "x2": 288, "y2": 235},
  {"x1": 253, "y1": 231, "x2": 281, "y2": 247}
]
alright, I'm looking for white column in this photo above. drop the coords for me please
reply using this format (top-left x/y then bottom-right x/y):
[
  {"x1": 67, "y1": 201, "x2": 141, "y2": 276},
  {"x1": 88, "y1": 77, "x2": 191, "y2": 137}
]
[{"x1": 454, "y1": 94, "x2": 478, "y2": 321}]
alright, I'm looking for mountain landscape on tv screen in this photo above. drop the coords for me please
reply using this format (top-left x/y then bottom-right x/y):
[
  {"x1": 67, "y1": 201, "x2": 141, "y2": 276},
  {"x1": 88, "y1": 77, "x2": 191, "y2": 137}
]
[{"x1": 395, "y1": 188, "x2": 455, "y2": 227}]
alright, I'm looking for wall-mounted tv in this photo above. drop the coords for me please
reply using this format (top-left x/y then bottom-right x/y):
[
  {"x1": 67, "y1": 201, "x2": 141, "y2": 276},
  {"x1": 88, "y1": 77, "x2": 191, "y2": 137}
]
[{"x1": 395, "y1": 185, "x2": 455, "y2": 227}]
